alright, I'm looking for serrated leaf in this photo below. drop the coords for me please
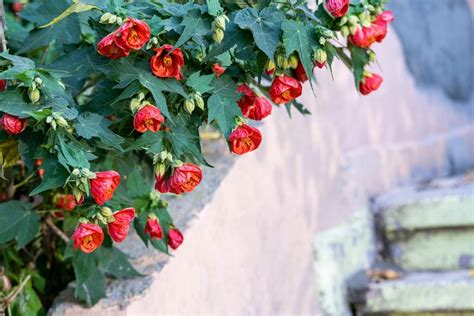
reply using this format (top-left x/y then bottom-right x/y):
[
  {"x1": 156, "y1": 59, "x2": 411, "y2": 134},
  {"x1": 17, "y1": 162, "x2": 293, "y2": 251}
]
[
  {"x1": 126, "y1": 131, "x2": 164, "y2": 153},
  {"x1": 75, "y1": 269, "x2": 106, "y2": 307},
  {"x1": 75, "y1": 112, "x2": 124, "y2": 150},
  {"x1": 0, "y1": 52, "x2": 35, "y2": 80},
  {"x1": 281, "y1": 19, "x2": 317, "y2": 82},
  {"x1": 234, "y1": 7, "x2": 284, "y2": 59},
  {"x1": 0, "y1": 201, "x2": 40, "y2": 249},
  {"x1": 106, "y1": 248, "x2": 143, "y2": 278},
  {"x1": 186, "y1": 72, "x2": 214, "y2": 94},
  {"x1": 207, "y1": 76, "x2": 241, "y2": 138},
  {"x1": 0, "y1": 91, "x2": 43, "y2": 118},
  {"x1": 11, "y1": 278, "x2": 45, "y2": 316},
  {"x1": 174, "y1": 14, "x2": 210, "y2": 49},
  {"x1": 40, "y1": 2, "x2": 98, "y2": 28},
  {"x1": 30, "y1": 154, "x2": 70, "y2": 195}
]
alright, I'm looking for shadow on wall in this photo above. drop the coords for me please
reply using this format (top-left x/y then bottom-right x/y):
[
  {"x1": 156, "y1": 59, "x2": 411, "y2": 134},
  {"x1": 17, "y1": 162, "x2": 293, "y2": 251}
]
[{"x1": 389, "y1": 0, "x2": 474, "y2": 103}]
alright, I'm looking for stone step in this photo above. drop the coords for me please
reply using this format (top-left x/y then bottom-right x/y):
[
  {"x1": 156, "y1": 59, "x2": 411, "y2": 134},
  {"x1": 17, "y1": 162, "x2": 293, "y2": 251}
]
[
  {"x1": 374, "y1": 175, "x2": 474, "y2": 271},
  {"x1": 348, "y1": 270, "x2": 474, "y2": 315}
]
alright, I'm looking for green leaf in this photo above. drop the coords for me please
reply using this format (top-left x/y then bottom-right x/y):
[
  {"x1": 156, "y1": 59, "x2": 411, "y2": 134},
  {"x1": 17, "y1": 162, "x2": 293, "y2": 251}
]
[
  {"x1": 207, "y1": 0, "x2": 223, "y2": 16},
  {"x1": 0, "y1": 91, "x2": 42, "y2": 118},
  {"x1": 234, "y1": 7, "x2": 284, "y2": 59},
  {"x1": 75, "y1": 269, "x2": 106, "y2": 307},
  {"x1": 39, "y1": 2, "x2": 98, "y2": 28},
  {"x1": 126, "y1": 169, "x2": 152, "y2": 199},
  {"x1": 349, "y1": 45, "x2": 370, "y2": 87},
  {"x1": 186, "y1": 72, "x2": 215, "y2": 94},
  {"x1": 281, "y1": 19, "x2": 317, "y2": 82},
  {"x1": 0, "y1": 201, "x2": 40, "y2": 249},
  {"x1": 0, "y1": 139, "x2": 20, "y2": 179},
  {"x1": 0, "y1": 52, "x2": 35, "y2": 80},
  {"x1": 11, "y1": 278, "x2": 45, "y2": 316},
  {"x1": 30, "y1": 154, "x2": 70, "y2": 195},
  {"x1": 106, "y1": 248, "x2": 143, "y2": 278},
  {"x1": 207, "y1": 76, "x2": 242, "y2": 138},
  {"x1": 174, "y1": 14, "x2": 210, "y2": 49},
  {"x1": 75, "y1": 112, "x2": 124, "y2": 150},
  {"x1": 125, "y1": 131, "x2": 164, "y2": 153},
  {"x1": 204, "y1": 20, "x2": 253, "y2": 62}
]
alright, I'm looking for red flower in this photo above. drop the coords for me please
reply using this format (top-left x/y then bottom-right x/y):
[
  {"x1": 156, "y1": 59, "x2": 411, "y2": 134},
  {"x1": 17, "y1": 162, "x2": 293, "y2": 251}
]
[
  {"x1": 134, "y1": 105, "x2": 165, "y2": 133},
  {"x1": 294, "y1": 62, "x2": 308, "y2": 83},
  {"x1": 72, "y1": 223, "x2": 104, "y2": 253},
  {"x1": 144, "y1": 218, "x2": 163, "y2": 240},
  {"x1": 372, "y1": 11, "x2": 394, "y2": 43},
  {"x1": 324, "y1": 0, "x2": 350, "y2": 18},
  {"x1": 12, "y1": 2, "x2": 22, "y2": 14},
  {"x1": 108, "y1": 207, "x2": 135, "y2": 243},
  {"x1": 55, "y1": 194, "x2": 76, "y2": 211},
  {"x1": 229, "y1": 124, "x2": 262, "y2": 155},
  {"x1": 316, "y1": 61, "x2": 326, "y2": 69},
  {"x1": 359, "y1": 72, "x2": 383, "y2": 95},
  {"x1": 269, "y1": 75, "x2": 302, "y2": 105},
  {"x1": 0, "y1": 80, "x2": 6, "y2": 91},
  {"x1": 212, "y1": 63, "x2": 225, "y2": 77},
  {"x1": 97, "y1": 33, "x2": 130, "y2": 59},
  {"x1": 348, "y1": 26, "x2": 375, "y2": 48},
  {"x1": 0, "y1": 113, "x2": 27, "y2": 135},
  {"x1": 349, "y1": 11, "x2": 393, "y2": 48},
  {"x1": 114, "y1": 18, "x2": 151, "y2": 51},
  {"x1": 36, "y1": 159, "x2": 44, "y2": 178},
  {"x1": 237, "y1": 84, "x2": 272, "y2": 121},
  {"x1": 155, "y1": 163, "x2": 202, "y2": 195},
  {"x1": 168, "y1": 227, "x2": 183, "y2": 250},
  {"x1": 150, "y1": 45, "x2": 184, "y2": 80},
  {"x1": 90, "y1": 171, "x2": 121, "y2": 205}
]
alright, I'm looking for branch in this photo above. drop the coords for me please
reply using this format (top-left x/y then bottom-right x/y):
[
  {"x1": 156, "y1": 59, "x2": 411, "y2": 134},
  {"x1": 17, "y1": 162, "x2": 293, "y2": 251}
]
[
  {"x1": 2, "y1": 275, "x2": 31, "y2": 310},
  {"x1": 45, "y1": 216, "x2": 71, "y2": 243},
  {"x1": 0, "y1": 0, "x2": 7, "y2": 52}
]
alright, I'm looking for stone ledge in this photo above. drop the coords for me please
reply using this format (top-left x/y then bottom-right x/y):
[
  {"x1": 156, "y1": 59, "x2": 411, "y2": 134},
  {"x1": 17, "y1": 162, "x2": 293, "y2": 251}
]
[{"x1": 49, "y1": 137, "x2": 235, "y2": 316}]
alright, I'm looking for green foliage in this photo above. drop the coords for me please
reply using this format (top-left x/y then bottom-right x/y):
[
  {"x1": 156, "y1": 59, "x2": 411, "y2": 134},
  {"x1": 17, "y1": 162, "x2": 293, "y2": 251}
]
[{"x1": 0, "y1": 201, "x2": 40, "y2": 249}]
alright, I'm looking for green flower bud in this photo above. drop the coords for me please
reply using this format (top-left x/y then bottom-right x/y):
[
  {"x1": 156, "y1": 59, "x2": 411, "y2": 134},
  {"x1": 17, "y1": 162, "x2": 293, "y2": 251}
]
[
  {"x1": 194, "y1": 93, "x2": 205, "y2": 110},
  {"x1": 215, "y1": 15, "x2": 227, "y2": 31},
  {"x1": 154, "y1": 163, "x2": 166, "y2": 177},
  {"x1": 56, "y1": 116, "x2": 69, "y2": 128},
  {"x1": 319, "y1": 37, "x2": 326, "y2": 45},
  {"x1": 367, "y1": 5, "x2": 375, "y2": 12},
  {"x1": 341, "y1": 25, "x2": 350, "y2": 37},
  {"x1": 130, "y1": 98, "x2": 141, "y2": 113},
  {"x1": 315, "y1": 49, "x2": 327, "y2": 65},
  {"x1": 288, "y1": 54, "x2": 299, "y2": 69},
  {"x1": 101, "y1": 207, "x2": 113, "y2": 218},
  {"x1": 276, "y1": 54, "x2": 285, "y2": 68},
  {"x1": 99, "y1": 12, "x2": 112, "y2": 24},
  {"x1": 349, "y1": 24, "x2": 358, "y2": 35},
  {"x1": 348, "y1": 15, "x2": 359, "y2": 26},
  {"x1": 369, "y1": 52, "x2": 376, "y2": 63},
  {"x1": 116, "y1": 17, "x2": 123, "y2": 25},
  {"x1": 28, "y1": 88, "x2": 40, "y2": 103},
  {"x1": 266, "y1": 59, "x2": 276, "y2": 73},
  {"x1": 184, "y1": 98, "x2": 195, "y2": 114},
  {"x1": 212, "y1": 28, "x2": 224, "y2": 44},
  {"x1": 339, "y1": 16, "x2": 348, "y2": 26},
  {"x1": 34, "y1": 77, "x2": 43, "y2": 86},
  {"x1": 375, "y1": 7, "x2": 383, "y2": 15},
  {"x1": 72, "y1": 168, "x2": 81, "y2": 176},
  {"x1": 281, "y1": 57, "x2": 289, "y2": 70},
  {"x1": 108, "y1": 15, "x2": 117, "y2": 24}
]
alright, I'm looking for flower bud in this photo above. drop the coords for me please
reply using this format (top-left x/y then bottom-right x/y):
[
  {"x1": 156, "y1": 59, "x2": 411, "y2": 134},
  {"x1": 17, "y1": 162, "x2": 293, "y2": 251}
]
[
  {"x1": 341, "y1": 25, "x2": 350, "y2": 37},
  {"x1": 130, "y1": 98, "x2": 142, "y2": 113},
  {"x1": 155, "y1": 163, "x2": 166, "y2": 177},
  {"x1": 101, "y1": 207, "x2": 113, "y2": 218},
  {"x1": 100, "y1": 12, "x2": 112, "y2": 24},
  {"x1": 339, "y1": 16, "x2": 348, "y2": 26},
  {"x1": 212, "y1": 28, "x2": 224, "y2": 44},
  {"x1": 56, "y1": 116, "x2": 69, "y2": 128},
  {"x1": 288, "y1": 54, "x2": 299, "y2": 69},
  {"x1": 315, "y1": 49, "x2": 327, "y2": 65},
  {"x1": 159, "y1": 151, "x2": 168, "y2": 161},
  {"x1": 265, "y1": 59, "x2": 276, "y2": 74},
  {"x1": 116, "y1": 17, "x2": 123, "y2": 25},
  {"x1": 369, "y1": 52, "x2": 376, "y2": 63},
  {"x1": 108, "y1": 15, "x2": 117, "y2": 24},
  {"x1": 45, "y1": 116, "x2": 53, "y2": 124},
  {"x1": 214, "y1": 15, "x2": 227, "y2": 31},
  {"x1": 375, "y1": 7, "x2": 383, "y2": 15},
  {"x1": 184, "y1": 99, "x2": 195, "y2": 114},
  {"x1": 50, "y1": 120, "x2": 57, "y2": 130},
  {"x1": 276, "y1": 54, "x2": 285, "y2": 69},
  {"x1": 348, "y1": 15, "x2": 359, "y2": 25},
  {"x1": 34, "y1": 77, "x2": 43, "y2": 86},
  {"x1": 367, "y1": 5, "x2": 375, "y2": 12},
  {"x1": 194, "y1": 93, "x2": 205, "y2": 110},
  {"x1": 319, "y1": 37, "x2": 326, "y2": 45},
  {"x1": 28, "y1": 88, "x2": 40, "y2": 103},
  {"x1": 137, "y1": 92, "x2": 145, "y2": 101},
  {"x1": 349, "y1": 24, "x2": 358, "y2": 35},
  {"x1": 72, "y1": 168, "x2": 81, "y2": 176}
]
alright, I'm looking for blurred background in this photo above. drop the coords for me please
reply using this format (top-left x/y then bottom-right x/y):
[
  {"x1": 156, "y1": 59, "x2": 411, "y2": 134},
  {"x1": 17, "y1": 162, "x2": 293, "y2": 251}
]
[{"x1": 53, "y1": 1, "x2": 474, "y2": 315}]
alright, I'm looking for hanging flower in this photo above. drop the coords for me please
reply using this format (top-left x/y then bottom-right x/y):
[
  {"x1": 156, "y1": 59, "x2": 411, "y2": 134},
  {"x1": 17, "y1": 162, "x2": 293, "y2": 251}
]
[
  {"x1": 134, "y1": 105, "x2": 165, "y2": 133},
  {"x1": 114, "y1": 18, "x2": 151, "y2": 50},
  {"x1": 324, "y1": 0, "x2": 350, "y2": 18},
  {"x1": 372, "y1": 11, "x2": 394, "y2": 43},
  {"x1": 237, "y1": 84, "x2": 272, "y2": 121},
  {"x1": 359, "y1": 72, "x2": 383, "y2": 95},
  {"x1": 145, "y1": 218, "x2": 163, "y2": 240},
  {"x1": 55, "y1": 194, "x2": 76, "y2": 211},
  {"x1": 0, "y1": 113, "x2": 27, "y2": 135},
  {"x1": 269, "y1": 75, "x2": 302, "y2": 104},
  {"x1": 72, "y1": 223, "x2": 104, "y2": 253},
  {"x1": 150, "y1": 45, "x2": 184, "y2": 80},
  {"x1": 90, "y1": 171, "x2": 121, "y2": 205},
  {"x1": 229, "y1": 124, "x2": 262, "y2": 155},
  {"x1": 0, "y1": 80, "x2": 6, "y2": 91},
  {"x1": 212, "y1": 63, "x2": 226, "y2": 77},
  {"x1": 168, "y1": 227, "x2": 184, "y2": 250},
  {"x1": 97, "y1": 33, "x2": 130, "y2": 59},
  {"x1": 155, "y1": 163, "x2": 203, "y2": 195},
  {"x1": 294, "y1": 62, "x2": 309, "y2": 83},
  {"x1": 108, "y1": 208, "x2": 135, "y2": 243}
]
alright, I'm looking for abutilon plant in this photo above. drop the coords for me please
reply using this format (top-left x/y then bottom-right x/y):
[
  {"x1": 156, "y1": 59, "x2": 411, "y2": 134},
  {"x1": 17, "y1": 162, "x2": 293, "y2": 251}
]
[{"x1": 0, "y1": 0, "x2": 392, "y2": 311}]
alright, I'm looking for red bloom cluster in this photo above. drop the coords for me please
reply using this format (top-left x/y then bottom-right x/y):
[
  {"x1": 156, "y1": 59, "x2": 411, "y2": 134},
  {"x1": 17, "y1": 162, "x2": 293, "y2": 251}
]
[
  {"x1": 134, "y1": 104, "x2": 165, "y2": 133},
  {"x1": 359, "y1": 72, "x2": 383, "y2": 95},
  {"x1": 108, "y1": 208, "x2": 135, "y2": 243},
  {"x1": 349, "y1": 11, "x2": 394, "y2": 48},
  {"x1": 237, "y1": 84, "x2": 272, "y2": 121},
  {"x1": 324, "y1": 0, "x2": 350, "y2": 18},
  {"x1": 269, "y1": 75, "x2": 303, "y2": 105},
  {"x1": 150, "y1": 45, "x2": 184, "y2": 80},
  {"x1": 98, "y1": 18, "x2": 150, "y2": 59},
  {"x1": 90, "y1": 171, "x2": 121, "y2": 205},
  {"x1": 72, "y1": 223, "x2": 104, "y2": 254},
  {"x1": 229, "y1": 124, "x2": 262, "y2": 155},
  {"x1": 155, "y1": 163, "x2": 202, "y2": 195},
  {"x1": 0, "y1": 113, "x2": 27, "y2": 135}
]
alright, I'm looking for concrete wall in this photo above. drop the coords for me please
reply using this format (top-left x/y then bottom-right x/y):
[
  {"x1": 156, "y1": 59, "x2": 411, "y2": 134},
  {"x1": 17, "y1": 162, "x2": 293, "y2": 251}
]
[{"x1": 125, "y1": 22, "x2": 474, "y2": 315}]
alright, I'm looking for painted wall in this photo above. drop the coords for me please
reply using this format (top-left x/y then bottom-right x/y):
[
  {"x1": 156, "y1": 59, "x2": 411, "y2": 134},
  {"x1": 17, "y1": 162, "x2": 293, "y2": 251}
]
[{"x1": 126, "y1": 19, "x2": 474, "y2": 315}]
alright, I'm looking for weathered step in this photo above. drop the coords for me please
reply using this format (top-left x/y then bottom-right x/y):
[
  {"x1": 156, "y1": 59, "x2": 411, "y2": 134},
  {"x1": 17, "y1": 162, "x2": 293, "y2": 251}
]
[
  {"x1": 374, "y1": 175, "x2": 474, "y2": 271},
  {"x1": 349, "y1": 270, "x2": 474, "y2": 315}
]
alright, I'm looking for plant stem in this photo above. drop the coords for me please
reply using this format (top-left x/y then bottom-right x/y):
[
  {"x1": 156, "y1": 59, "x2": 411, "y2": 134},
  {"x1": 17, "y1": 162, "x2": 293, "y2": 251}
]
[
  {"x1": 2, "y1": 275, "x2": 31, "y2": 310},
  {"x1": 13, "y1": 173, "x2": 35, "y2": 190},
  {"x1": 45, "y1": 216, "x2": 70, "y2": 243}
]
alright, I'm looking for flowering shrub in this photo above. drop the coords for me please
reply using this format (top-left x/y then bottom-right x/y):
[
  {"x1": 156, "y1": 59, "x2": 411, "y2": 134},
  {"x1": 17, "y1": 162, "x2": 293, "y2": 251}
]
[{"x1": 0, "y1": 0, "x2": 392, "y2": 311}]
